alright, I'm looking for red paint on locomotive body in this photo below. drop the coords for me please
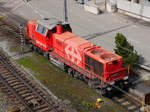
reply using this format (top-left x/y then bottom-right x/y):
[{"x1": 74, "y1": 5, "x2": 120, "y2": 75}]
[
  {"x1": 53, "y1": 31, "x2": 126, "y2": 82},
  {"x1": 26, "y1": 19, "x2": 56, "y2": 51},
  {"x1": 25, "y1": 18, "x2": 127, "y2": 88}
]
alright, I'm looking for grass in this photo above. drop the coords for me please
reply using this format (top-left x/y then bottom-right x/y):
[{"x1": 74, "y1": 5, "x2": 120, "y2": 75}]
[{"x1": 17, "y1": 52, "x2": 127, "y2": 112}]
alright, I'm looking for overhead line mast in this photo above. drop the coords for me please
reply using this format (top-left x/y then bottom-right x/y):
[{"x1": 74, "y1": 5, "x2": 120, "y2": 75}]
[{"x1": 63, "y1": 0, "x2": 68, "y2": 24}]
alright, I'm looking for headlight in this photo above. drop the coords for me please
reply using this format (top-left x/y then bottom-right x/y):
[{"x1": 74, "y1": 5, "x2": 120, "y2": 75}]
[
  {"x1": 123, "y1": 76, "x2": 128, "y2": 80},
  {"x1": 124, "y1": 81, "x2": 128, "y2": 84},
  {"x1": 106, "y1": 87, "x2": 112, "y2": 91},
  {"x1": 109, "y1": 81, "x2": 115, "y2": 85}
]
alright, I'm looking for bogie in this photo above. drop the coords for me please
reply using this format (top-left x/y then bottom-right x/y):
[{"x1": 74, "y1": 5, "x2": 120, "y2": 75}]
[
  {"x1": 43, "y1": 52, "x2": 49, "y2": 59},
  {"x1": 88, "y1": 80, "x2": 95, "y2": 88},
  {"x1": 67, "y1": 67, "x2": 74, "y2": 77}
]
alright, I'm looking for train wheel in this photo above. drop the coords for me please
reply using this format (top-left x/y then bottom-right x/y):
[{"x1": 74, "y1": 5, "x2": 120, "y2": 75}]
[
  {"x1": 118, "y1": 80, "x2": 127, "y2": 91},
  {"x1": 63, "y1": 64, "x2": 68, "y2": 72},
  {"x1": 73, "y1": 71, "x2": 88, "y2": 82},
  {"x1": 105, "y1": 90, "x2": 113, "y2": 98},
  {"x1": 73, "y1": 71, "x2": 80, "y2": 78},
  {"x1": 24, "y1": 39, "x2": 28, "y2": 45},
  {"x1": 98, "y1": 89, "x2": 107, "y2": 96},
  {"x1": 28, "y1": 43, "x2": 34, "y2": 51},
  {"x1": 83, "y1": 76, "x2": 88, "y2": 83},
  {"x1": 37, "y1": 47, "x2": 42, "y2": 54},
  {"x1": 67, "y1": 68, "x2": 74, "y2": 77},
  {"x1": 43, "y1": 52, "x2": 49, "y2": 59},
  {"x1": 24, "y1": 39, "x2": 31, "y2": 45},
  {"x1": 88, "y1": 80, "x2": 95, "y2": 88},
  {"x1": 33, "y1": 45, "x2": 37, "y2": 51}
]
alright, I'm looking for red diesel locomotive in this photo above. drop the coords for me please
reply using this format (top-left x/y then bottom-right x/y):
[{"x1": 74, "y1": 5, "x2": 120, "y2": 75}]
[
  {"x1": 24, "y1": 0, "x2": 128, "y2": 94},
  {"x1": 25, "y1": 18, "x2": 128, "y2": 93}
]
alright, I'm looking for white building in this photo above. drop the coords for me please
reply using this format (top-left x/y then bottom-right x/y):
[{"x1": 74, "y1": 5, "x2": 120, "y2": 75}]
[
  {"x1": 116, "y1": 0, "x2": 150, "y2": 21},
  {"x1": 84, "y1": 0, "x2": 150, "y2": 20}
]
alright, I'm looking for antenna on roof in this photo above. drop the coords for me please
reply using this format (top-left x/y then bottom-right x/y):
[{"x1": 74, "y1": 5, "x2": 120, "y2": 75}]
[{"x1": 63, "y1": 0, "x2": 68, "y2": 24}]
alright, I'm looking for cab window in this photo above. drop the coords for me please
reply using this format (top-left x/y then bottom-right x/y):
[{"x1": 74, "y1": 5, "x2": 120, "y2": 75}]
[{"x1": 37, "y1": 25, "x2": 46, "y2": 35}]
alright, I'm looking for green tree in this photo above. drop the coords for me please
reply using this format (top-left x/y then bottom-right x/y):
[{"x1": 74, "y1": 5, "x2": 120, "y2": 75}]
[{"x1": 114, "y1": 33, "x2": 139, "y2": 71}]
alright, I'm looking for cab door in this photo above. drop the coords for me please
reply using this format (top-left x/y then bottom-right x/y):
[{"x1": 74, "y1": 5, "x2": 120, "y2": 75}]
[{"x1": 34, "y1": 24, "x2": 48, "y2": 50}]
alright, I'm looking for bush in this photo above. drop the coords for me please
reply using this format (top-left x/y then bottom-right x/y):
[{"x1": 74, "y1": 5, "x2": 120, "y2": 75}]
[{"x1": 114, "y1": 33, "x2": 139, "y2": 72}]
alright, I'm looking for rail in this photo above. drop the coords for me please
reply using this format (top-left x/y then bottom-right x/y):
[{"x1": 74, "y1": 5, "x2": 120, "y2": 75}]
[{"x1": 0, "y1": 49, "x2": 65, "y2": 112}]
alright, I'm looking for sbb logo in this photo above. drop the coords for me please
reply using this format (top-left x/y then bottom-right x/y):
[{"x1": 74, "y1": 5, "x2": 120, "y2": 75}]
[{"x1": 65, "y1": 45, "x2": 82, "y2": 64}]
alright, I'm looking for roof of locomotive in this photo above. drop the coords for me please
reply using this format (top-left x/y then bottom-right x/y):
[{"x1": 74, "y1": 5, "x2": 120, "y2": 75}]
[
  {"x1": 37, "y1": 18, "x2": 61, "y2": 29},
  {"x1": 54, "y1": 31, "x2": 92, "y2": 47},
  {"x1": 54, "y1": 32, "x2": 122, "y2": 63},
  {"x1": 86, "y1": 47, "x2": 122, "y2": 63}
]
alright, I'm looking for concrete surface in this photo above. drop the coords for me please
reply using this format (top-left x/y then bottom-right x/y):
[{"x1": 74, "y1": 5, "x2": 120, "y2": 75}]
[
  {"x1": 130, "y1": 80, "x2": 150, "y2": 99},
  {"x1": 84, "y1": 1, "x2": 101, "y2": 15},
  {"x1": 0, "y1": 0, "x2": 150, "y2": 66}
]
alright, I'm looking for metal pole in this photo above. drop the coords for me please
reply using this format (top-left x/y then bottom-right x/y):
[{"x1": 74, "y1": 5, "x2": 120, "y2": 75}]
[
  {"x1": 64, "y1": 0, "x2": 68, "y2": 23},
  {"x1": 94, "y1": 0, "x2": 96, "y2": 5},
  {"x1": 19, "y1": 24, "x2": 24, "y2": 54},
  {"x1": 105, "y1": 0, "x2": 107, "y2": 11}
]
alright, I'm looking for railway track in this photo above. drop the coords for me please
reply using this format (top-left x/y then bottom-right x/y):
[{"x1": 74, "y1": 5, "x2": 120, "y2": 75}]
[
  {"x1": 0, "y1": 17, "x2": 32, "y2": 58},
  {"x1": 95, "y1": 85, "x2": 142, "y2": 112},
  {"x1": 108, "y1": 69, "x2": 150, "y2": 112},
  {"x1": 0, "y1": 13, "x2": 148, "y2": 112},
  {"x1": 112, "y1": 94, "x2": 141, "y2": 112},
  {"x1": 0, "y1": 19, "x2": 22, "y2": 41},
  {"x1": 0, "y1": 49, "x2": 69, "y2": 112}
]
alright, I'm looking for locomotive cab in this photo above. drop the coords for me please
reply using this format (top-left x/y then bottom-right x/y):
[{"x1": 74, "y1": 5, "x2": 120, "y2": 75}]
[{"x1": 26, "y1": 18, "x2": 72, "y2": 52}]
